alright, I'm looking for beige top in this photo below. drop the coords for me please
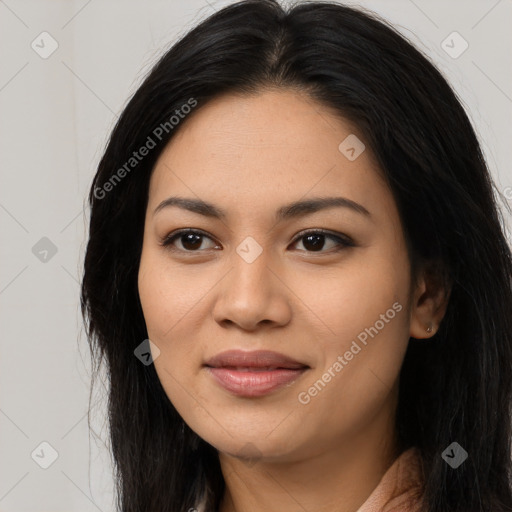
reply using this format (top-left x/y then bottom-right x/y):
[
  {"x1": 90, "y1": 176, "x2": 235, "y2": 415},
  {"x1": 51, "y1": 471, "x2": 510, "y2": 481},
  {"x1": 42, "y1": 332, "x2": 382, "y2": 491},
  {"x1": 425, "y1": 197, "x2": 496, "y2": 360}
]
[
  {"x1": 356, "y1": 447, "x2": 424, "y2": 512},
  {"x1": 195, "y1": 446, "x2": 424, "y2": 512}
]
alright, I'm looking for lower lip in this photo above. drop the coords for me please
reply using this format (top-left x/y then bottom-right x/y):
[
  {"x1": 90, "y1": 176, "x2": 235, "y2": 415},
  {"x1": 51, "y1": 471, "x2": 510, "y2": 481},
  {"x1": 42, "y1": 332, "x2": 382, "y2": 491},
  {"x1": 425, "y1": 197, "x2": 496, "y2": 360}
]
[{"x1": 206, "y1": 367, "x2": 308, "y2": 397}]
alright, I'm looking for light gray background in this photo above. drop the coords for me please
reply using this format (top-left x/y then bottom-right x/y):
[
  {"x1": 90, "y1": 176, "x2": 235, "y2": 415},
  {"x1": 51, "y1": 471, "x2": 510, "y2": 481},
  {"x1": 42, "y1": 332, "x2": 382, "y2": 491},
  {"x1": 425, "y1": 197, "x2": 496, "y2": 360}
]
[{"x1": 1, "y1": 0, "x2": 511, "y2": 510}]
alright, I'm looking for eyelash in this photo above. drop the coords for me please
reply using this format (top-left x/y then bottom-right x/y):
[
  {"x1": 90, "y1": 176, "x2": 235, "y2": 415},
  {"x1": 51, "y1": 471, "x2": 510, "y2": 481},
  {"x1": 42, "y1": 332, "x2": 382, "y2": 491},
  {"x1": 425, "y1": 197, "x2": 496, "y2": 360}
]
[{"x1": 159, "y1": 228, "x2": 355, "y2": 254}]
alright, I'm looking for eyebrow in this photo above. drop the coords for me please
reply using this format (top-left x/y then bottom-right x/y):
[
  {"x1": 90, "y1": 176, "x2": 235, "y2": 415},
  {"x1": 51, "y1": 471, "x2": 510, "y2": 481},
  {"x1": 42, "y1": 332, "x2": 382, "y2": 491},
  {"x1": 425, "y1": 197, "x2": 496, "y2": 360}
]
[{"x1": 153, "y1": 196, "x2": 371, "y2": 221}]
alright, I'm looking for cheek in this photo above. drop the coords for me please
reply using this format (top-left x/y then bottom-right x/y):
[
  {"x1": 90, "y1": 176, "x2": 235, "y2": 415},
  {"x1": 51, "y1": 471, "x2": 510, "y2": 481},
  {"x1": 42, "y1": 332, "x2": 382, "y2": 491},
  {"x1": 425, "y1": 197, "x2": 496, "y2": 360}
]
[
  {"x1": 295, "y1": 246, "x2": 411, "y2": 406},
  {"x1": 290, "y1": 289, "x2": 409, "y2": 452},
  {"x1": 138, "y1": 249, "x2": 204, "y2": 341},
  {"x1": 138, "y1": 264, "x2": 169, "y2": 341},
  {"x1": 137, "y1": 249, "x2": 213, "y2": 393},
  {"x1": 138, "y1": 256, "x2": 201, "y2": 416},
  {"x1": 293, "y1": 244, "x2": 410, "y2": 347}
]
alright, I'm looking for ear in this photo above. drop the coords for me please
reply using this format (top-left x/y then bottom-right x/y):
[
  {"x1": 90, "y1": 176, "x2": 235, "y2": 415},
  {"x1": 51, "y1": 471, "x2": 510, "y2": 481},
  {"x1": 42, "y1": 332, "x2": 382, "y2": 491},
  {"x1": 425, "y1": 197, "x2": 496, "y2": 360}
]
[{"x1": 409, "y1": 260, "x2": 451, "y2": 340}]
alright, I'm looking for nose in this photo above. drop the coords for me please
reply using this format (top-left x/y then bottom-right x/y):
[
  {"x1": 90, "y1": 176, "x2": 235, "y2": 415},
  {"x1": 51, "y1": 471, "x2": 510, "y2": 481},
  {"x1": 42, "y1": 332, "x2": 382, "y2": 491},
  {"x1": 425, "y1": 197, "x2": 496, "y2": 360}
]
[{"x1": 211, "y1": 245, "x2": 292, "y2": 331}]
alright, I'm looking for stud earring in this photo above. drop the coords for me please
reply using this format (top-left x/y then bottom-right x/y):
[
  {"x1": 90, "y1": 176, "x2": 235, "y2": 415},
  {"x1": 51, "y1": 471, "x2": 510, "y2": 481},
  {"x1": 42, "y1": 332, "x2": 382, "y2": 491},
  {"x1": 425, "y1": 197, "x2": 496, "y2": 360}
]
[{"x1": 426, "y1": 322, "x2": 434, "y2": 333}]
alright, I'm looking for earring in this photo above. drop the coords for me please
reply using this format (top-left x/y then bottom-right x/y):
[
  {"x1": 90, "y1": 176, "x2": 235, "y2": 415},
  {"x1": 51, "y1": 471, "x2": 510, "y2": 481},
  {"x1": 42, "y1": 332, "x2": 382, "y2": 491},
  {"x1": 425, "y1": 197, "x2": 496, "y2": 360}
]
[{"x1": 426, "y1": 322, "x2": 434, "y2": 333}]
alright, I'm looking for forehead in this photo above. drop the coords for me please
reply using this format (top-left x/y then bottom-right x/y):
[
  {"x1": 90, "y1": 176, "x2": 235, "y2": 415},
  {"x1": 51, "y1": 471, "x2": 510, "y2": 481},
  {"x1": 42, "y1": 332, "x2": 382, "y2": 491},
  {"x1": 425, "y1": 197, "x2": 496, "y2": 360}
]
[{"x1": 148, "y1": 89, "x2": 392, "y2": 222}]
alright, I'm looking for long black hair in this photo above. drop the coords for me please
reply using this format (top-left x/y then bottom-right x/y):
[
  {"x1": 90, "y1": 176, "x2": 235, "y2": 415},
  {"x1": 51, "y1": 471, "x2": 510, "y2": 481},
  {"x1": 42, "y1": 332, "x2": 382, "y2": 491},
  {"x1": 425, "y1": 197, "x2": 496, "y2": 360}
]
[{"x1": 80, "y1": 1, "x2": 512, "y2": 510}]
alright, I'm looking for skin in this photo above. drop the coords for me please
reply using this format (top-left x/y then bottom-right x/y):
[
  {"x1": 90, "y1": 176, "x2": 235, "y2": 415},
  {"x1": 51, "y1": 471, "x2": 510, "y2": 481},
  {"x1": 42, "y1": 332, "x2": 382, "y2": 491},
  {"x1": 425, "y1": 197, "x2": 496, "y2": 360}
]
[{"x1": 137, "y1": 88, "x2": 449, "y2": 512}]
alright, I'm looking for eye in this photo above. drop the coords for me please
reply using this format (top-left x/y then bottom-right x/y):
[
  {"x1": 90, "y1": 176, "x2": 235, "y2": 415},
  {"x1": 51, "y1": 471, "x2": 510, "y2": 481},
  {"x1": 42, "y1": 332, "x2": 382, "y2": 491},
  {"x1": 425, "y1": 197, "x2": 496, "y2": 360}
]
[
  {"x1": 160, "y1": 228, "x2": 354, "y2": 253},
  {"x1": 160, "y1": 229, "x2": 220, "y2": 252},
  {"x1": 290, "y1": 229, "x2": 354, "y2": 253}
]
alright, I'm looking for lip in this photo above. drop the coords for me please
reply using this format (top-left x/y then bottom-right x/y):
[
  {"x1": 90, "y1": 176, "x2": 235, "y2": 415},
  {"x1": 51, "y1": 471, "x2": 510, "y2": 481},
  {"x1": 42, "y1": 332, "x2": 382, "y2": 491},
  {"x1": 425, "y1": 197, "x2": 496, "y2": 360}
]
[
  {"x1": 204, "y1": 349, "x2": 308, "y2": 369},
  {"x1": 204, "y1": 350, "x2": 309, "y2": 397}
]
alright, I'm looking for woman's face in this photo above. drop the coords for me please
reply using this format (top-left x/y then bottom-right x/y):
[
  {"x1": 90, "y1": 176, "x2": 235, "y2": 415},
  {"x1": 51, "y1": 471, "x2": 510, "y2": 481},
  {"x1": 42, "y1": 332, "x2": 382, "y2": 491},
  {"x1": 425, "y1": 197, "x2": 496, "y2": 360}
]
[{"x1": 138, "y1": 88, "x2": 421, "y2": 463}]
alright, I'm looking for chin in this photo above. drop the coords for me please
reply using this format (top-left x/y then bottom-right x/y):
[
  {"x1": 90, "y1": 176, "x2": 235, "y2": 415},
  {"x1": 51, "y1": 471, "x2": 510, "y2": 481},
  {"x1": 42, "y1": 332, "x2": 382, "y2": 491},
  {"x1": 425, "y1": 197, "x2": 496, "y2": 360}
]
[{"x1": 191, "y1": 419, "x2": 306, "y2": 462}]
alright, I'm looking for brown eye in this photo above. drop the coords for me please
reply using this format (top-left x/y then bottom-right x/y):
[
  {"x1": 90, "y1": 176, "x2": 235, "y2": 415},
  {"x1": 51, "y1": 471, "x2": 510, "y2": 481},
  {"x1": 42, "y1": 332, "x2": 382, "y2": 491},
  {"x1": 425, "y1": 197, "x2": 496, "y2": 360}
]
[
  {"x1": 161, "y1": 229, "x2": 219, "y2": 252},
  {"x1": 291, "y1": 230, "x2": 354, "y2": 253}
]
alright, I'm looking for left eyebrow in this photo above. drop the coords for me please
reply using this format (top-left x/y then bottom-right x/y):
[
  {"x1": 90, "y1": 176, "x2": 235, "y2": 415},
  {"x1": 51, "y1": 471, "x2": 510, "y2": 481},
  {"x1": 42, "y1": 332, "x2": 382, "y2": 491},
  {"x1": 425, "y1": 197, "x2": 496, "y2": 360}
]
[
  {"x1": 152, "y1": 195, "x2": 371, "y2": 221},
  {"x1": 275, "y1": 196, "x2": 371, "y2": 220}
]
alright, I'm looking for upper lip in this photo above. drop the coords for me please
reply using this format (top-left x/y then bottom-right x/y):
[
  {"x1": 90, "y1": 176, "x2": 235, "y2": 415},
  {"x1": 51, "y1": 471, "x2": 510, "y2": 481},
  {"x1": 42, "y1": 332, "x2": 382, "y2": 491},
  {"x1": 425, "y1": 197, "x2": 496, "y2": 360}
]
[{"x1": 204, "y1": 350, "x2": 309, "y2": 369}]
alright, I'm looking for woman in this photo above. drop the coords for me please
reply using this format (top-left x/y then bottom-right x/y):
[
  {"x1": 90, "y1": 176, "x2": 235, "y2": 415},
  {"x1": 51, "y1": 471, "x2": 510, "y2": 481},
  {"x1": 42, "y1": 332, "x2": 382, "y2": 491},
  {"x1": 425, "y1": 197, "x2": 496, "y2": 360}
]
[{"x1": 80, "y1": 1, "x2": 512, "y2": 511}]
